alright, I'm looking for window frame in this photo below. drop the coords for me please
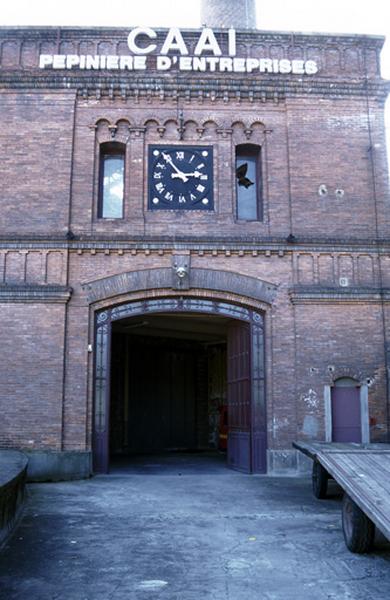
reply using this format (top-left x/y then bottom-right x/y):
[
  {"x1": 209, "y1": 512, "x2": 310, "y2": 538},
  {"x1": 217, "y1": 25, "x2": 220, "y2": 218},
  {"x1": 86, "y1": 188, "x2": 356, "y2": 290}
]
[
  {"x1": 98, "y1": 141, "x2": 126, "y2": 219},
  {"x1": 235, "y1": 143, "x2": 262, "y2": 222}
]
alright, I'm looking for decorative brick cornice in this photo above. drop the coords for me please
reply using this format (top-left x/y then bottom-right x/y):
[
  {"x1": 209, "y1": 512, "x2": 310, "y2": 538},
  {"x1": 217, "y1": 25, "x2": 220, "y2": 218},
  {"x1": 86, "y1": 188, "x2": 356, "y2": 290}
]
[
  {"x1": 0, "y1": 74, "x2": 388, "y2": 102},
  {"x1": 0, "y1": 285, "x2": 72, "y2": 303},
  {"x1": 1, "y1": 236, "x2": 390, "y2": 253}
]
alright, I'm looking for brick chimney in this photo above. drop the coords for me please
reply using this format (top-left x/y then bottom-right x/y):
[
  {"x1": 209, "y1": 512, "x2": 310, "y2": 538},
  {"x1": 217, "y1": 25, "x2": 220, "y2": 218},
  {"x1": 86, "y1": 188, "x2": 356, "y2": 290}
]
[{"x1": 201, "y1": 0, "x2": 257, "y2": 29}]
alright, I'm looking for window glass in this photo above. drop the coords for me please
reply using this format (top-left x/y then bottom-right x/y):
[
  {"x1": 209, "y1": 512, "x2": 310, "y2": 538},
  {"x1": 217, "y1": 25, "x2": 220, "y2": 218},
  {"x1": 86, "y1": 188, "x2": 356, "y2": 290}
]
[
  {"x1": 99, "y1": 145, "x2": 125, "y2": 219},
  {"x1": 236, "y1": 145, "x2": 261, "y2": 221}
]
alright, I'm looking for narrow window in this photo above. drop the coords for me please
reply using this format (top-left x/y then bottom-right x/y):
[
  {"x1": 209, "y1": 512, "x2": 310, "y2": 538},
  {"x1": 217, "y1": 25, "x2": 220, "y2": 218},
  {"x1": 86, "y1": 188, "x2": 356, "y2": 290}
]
[
  {"x1": 98, "y1": 142, "x2": 125, "y2": 218},
  {"x1": 235, "y1": 144, "x2": 262, "y2": 221}
]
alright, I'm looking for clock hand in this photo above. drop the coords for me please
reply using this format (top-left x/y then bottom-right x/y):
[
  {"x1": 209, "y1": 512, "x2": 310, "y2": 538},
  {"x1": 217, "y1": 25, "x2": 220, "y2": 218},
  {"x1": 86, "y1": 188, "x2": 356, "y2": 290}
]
[
  {"x1": 161, "y1": 152, "x2": 188, "y2": 182},
  {"x1": 171, "y1": 170, "x2": 203, "y2": 179}
]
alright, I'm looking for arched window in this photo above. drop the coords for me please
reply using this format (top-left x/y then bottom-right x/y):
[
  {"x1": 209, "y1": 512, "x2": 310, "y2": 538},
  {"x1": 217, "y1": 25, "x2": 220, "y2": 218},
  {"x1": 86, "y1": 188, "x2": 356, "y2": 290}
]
[
  {"x1": 98, "y1": 142, "x2": 125, "y2": 218},
  {"x1": 235, "y1": 144, "x2": 262, "y2": 221}
]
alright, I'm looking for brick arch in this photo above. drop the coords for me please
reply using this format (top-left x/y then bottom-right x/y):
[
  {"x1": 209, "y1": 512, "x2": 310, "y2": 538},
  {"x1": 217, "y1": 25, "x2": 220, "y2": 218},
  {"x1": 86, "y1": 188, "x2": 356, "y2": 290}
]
[{"x1": 82, "y1": 267, "x2": 277, "y2": 305}]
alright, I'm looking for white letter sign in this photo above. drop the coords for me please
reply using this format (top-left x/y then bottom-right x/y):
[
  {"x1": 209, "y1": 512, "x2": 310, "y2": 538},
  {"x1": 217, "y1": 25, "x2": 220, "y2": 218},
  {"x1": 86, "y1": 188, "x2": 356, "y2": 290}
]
[
  {"x1": 160, "y1": 28, "x2": 189, "y2": 55},
  {"x1": 194, "y1": 28, "x2": 222, "y2": 56},
  {"x1": 127, "y1": 27, "x2": 157, "y2": 55}
]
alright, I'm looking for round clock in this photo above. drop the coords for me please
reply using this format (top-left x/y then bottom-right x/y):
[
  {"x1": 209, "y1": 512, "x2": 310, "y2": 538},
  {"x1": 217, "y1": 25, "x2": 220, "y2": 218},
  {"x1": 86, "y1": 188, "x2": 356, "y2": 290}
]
[{"x1": 148, "y1": 145, "x2": 213, "y2": 210}]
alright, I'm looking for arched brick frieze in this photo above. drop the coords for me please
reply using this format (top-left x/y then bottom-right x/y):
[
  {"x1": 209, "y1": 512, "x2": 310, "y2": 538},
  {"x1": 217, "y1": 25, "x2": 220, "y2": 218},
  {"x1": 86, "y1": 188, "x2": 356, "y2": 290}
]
[
  {"x1": 201, "y1": 120, "x2": 218, "y2": 139},
  {"x1": 183, "y1": 120, "x2": 199, "y2": 140},
  {"x1": 163, "y1": 118, "x2": 179, "y2": 137},
  {"x1": 95, "y1": 118, "x2": 131, "y2": 144},
  {"x1": 82, "y1": 267, "x2": 278, "y2": 305}
]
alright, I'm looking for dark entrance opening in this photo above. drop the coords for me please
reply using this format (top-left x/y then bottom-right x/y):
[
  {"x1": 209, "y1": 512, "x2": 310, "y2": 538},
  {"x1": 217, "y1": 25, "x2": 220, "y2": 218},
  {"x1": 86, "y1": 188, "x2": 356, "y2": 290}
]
[
  {"x1": 110, "y1": 314, "x2": 228, "y2": 458},
  {"x1": 93, "y1": 298, "x2": 266, "y2": 474}
]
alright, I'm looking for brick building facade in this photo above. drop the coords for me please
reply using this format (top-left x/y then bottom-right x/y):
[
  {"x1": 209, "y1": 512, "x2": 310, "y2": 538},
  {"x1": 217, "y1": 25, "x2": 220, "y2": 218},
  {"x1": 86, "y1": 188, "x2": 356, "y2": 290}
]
[{"x1": 1, "y1": 3, "x2": 390, "y2": 478}]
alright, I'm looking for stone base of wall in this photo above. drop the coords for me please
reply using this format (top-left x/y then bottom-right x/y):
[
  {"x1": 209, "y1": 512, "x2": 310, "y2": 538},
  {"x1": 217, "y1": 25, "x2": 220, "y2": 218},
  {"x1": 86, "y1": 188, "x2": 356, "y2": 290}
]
[
  {"x1": 25, "y1": 451, "x2": 92, "y2": 482},
  {"x1": 0, "y1": 450, "x2": 28, "y2": 548},
  {"x1": 267, "y1": 449, "x2": 312, "y2": 476},
  {"x1": 22, "y1": 449, "x2": 311, "y2": 480}
]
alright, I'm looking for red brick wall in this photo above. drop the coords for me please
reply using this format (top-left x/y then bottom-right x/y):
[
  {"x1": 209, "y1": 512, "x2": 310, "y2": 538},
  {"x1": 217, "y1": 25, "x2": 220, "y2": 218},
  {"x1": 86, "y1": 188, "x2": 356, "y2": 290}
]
[
  {"x1": 0, "y1": 304, "x2": 65, "y2": 449},
  {"x1": 0, "y1": 27, "x2": 389, "y2": 466},
  {"x1": 0, "y1": 91, "x2": 75, "y2": 236},
  {"x1": 68, "y1": 95, "x2": 388, "y2": 241}
]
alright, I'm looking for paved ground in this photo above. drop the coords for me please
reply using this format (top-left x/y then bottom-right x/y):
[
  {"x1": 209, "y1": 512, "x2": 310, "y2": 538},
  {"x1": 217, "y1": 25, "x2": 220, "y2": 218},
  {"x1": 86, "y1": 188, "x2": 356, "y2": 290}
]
[{"x1": 1, "y1": 453, "x2": 390, "y2": 600}]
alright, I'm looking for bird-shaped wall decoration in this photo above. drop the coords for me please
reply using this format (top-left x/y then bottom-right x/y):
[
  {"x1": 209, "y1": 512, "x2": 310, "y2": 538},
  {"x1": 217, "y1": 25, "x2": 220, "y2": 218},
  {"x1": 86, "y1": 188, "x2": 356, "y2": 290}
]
[{"x1": 236, "y1": 163, "x2": 254, "y2": 188}]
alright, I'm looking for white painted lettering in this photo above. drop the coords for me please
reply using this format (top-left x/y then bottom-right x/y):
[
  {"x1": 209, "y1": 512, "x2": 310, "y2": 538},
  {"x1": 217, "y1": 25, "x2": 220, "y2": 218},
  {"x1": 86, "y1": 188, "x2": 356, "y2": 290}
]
[
  {"x1": 305, "y1": 60, "x2": 318, "y2": 75},
  {"x1": 53, "y1": 54, "x2": 66, "y2": 69},
  {"x1": 192, "y1": 57, "x2": 206, "y2": 71},
  {"x1": 86, "y1": 55, "x2": 100, "y2": 69},
  {"x1": 219, "y1": 57, "x2": 233, "y2": 72},
  {"x1": 66, "y1": 55, "x2": 80, "y2": 69},
  {"x1": 106, "y1": 55, "x2": 119, "y2": 69},
  {"x1": 205, "y1": 57, "x2": 219, "y2": 71},
  {"x1": 292, "y1": 59, "x2": 305, "y2": 74},
  {"x1": 179, "y1": 57, "x2": 192, "y2": 70},
  {"x1": 246, "y1": 58, "x2": 259, "y2": 73},
  {"x1": 134, "y1": 56, "x2": 147, "y2": 70},
  {"x1": 194, "y1": 28, "x2": 222, "y2": 56},
  {"x1": 160, "y1": 27, "x2": 188, "y2": 55},
  {"x1": 127, "y1": 27, "x2": 157, "y2": 55},
  {"x1": 39, "y1": 54, "x2": 53, "y2": 68},
  {"x1": 228, "y1": 28, "x2": 236, "y2": 56},
  {"x1": 38, "y1": 29, "x2": 320, "y2": 77},
  {"x1": 157, "y1": 56, "x2": 172, "y2": 70},
  {"x1": 119, "y1": 56, "x2": 133, "y2": 69},
  {"x1": 279, "y1": 59, "x2": 292, "y2": 74},
  {"x1": 259, "y1": 58, "x2": 273, "y2": 73},
  {"x1": 233, "y1": 58, "x2": 246, "y2": 72}
]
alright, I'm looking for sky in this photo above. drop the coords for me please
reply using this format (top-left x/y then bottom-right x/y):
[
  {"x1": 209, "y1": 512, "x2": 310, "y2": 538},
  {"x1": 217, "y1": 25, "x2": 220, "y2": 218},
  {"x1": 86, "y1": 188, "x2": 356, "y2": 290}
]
[
  {"x1": 1, "y1": 0, "x2": 390, "y2": 152},
  {"x1": 1, "y1": 1, "x2": 388, "y2": 36},
  {"x1": 1, "y1": 0, "x2": 389, "y2": 74},
  {"x1": 1, "y1": 0, "x2": 389, "y2": 71}
]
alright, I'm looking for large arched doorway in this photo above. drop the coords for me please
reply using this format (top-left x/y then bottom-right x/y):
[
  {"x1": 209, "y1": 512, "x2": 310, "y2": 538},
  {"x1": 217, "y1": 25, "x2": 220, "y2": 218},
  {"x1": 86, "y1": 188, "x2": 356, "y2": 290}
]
[{"x1": 93, "y1": 297, "x2": 266, "y2": 474}]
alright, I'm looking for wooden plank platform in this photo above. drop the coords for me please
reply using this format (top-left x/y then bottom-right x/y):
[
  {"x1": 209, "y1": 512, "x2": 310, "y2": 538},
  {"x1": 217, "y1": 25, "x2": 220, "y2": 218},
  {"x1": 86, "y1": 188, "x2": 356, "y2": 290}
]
[{"x1": 294, "y1": 441, "x2": 390, "y2": 541}]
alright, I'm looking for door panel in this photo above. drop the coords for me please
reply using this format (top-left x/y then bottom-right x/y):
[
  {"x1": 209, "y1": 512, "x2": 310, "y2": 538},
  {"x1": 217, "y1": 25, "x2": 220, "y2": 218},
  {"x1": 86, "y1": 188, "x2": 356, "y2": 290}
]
[
  {"x1": 227, "y1": 321, "x2": 252, "y2": 473},
  {"x1": 128, "y1": 341, "x2": 197, "y2": 453},
  {"x1": 331, "y1": 386, "x2": 361, "y2": 442}
]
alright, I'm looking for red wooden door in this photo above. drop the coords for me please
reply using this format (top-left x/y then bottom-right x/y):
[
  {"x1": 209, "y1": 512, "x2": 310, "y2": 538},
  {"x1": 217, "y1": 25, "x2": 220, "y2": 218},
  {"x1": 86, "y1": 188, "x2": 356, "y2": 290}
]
[
  {"x1": 227, "y1": 321, "x2": 252, "y2": 473},
  {"x1": 331, "y1": 386, "x2": 361, "y2": 442}
]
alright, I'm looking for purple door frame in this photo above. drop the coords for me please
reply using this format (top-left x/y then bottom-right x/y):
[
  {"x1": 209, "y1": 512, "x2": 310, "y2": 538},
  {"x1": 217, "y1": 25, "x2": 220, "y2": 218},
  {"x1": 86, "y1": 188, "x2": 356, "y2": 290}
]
[{"x1": 92, "y1": 297, "x2": 266, "y2": 474}]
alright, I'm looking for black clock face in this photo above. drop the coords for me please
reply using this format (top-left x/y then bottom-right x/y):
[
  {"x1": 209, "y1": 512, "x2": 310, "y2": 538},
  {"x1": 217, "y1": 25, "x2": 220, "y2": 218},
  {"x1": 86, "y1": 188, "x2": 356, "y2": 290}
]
[{"x1": 148, "y1": 145, "x2": 213, "y2": 210}]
